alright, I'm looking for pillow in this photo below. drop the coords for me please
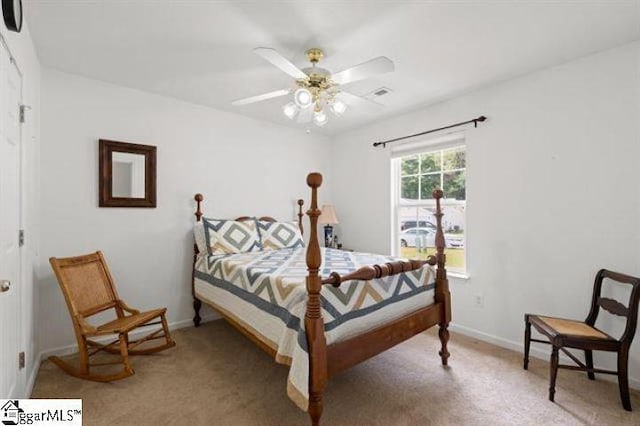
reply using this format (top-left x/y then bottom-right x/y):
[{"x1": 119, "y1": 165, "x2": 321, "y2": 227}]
[
  {"x1": 202, "y1": 218, "x2": 262, "y2": 255},
  {"x1": 257, "y1": 221, "x2": 305, "y2": 250}
]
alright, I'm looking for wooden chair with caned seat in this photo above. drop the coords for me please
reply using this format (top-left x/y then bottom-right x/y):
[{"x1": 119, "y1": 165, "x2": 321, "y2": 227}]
[
  {"x1": 524, "y1": 269, "x2": 640, "y2": 411},
  {"x1": 49, "y1": 251, "x2": 175, "y2": 381}
]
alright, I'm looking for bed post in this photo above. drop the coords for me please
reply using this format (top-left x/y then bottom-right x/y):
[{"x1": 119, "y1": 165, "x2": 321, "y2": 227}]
[
  {"x1": 433, "y1": 189, "x2": 451, "y2": 365},
  {"x1": 305, "y1": 173, "x2": 327, "y2": 426},
  {"x1": 193, "y1": 193, "x2": 203, "y2": 327},
  {"x1": 297, "y1": 199, "x2": 304, "y2": 236}
]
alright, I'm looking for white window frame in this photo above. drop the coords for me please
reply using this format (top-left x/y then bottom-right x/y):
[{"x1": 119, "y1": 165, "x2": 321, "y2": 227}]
[{"x1": 390, "y1": 134, "x2": 467, "y2": 276}]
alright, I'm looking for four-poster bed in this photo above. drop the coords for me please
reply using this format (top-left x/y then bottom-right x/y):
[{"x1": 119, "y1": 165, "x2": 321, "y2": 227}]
[{"x1": 191, "y1": 172, "x2": 451, "y2": 425}]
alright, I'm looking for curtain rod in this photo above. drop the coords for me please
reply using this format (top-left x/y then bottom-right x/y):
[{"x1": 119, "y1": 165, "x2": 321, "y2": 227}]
[{"x1": 373, "y1": 115, "x2": 487, "y2": 148}]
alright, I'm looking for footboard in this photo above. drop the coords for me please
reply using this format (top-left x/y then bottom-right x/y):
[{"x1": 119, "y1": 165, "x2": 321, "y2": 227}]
[{"x1": 304, "y1": 173, "x2": 451, "y2": 426}]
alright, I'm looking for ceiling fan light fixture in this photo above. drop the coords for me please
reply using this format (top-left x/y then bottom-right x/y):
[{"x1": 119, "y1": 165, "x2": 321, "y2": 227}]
[
  {"x1": 283, "y1": 102, "x2": 298, "y2": 119},
  {"x1": 294, "y1": 88, "x2": 313, "y2": 108},
  {"x1": 330, "y1": 99, "x2": 347, "y2": 116},
  {"x1": 313, "y1": 111, "x2": 328, "y2": 127},
  {"x1": 234, "y1": 47, "x2": 394, "y2": 128}
]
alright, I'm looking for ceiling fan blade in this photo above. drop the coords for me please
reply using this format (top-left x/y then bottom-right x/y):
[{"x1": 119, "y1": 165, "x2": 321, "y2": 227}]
[
  {"x1": 337, "y1": 91, "x2": 384, "y2": 111},
  {"x1": 254, "y1": 47, "x2": 308, "y2": 80},
  {"x1": 297, "y1": 105, "x2": 314, "y2": 123},
  {"x1": 332, "y1": 56, "x2": 394, "y2": 85},
  {"x1": 231, "y1": 88, "x2": 291, "y2": 106}
]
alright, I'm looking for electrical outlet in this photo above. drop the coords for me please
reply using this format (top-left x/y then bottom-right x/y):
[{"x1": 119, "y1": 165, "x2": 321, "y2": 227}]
[
  {"x1": 18, "y1": 352, "x2": 25, "y2": 369},
  {"x1": 473, "y1": 294, "x2": 484, "y2": 308}
]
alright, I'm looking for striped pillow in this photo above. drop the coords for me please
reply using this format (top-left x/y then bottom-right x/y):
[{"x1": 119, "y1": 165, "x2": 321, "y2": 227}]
[
  {"x1": 258, "y1": 221, "x2": 304, "y2": 250},
  {"x1": 203, "y1": 218, "x2": 262, "y2": 255}
]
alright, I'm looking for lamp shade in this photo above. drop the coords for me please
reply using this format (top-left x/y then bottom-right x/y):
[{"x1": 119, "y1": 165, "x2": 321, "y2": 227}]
[{"x1": 318, "y1": 205, "x2": 339, "y2": 225}]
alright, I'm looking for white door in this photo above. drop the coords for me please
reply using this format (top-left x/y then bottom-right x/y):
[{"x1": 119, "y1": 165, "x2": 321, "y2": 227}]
[{"x1": 0, "y1": 42, "x2": 23, "y2": 398}]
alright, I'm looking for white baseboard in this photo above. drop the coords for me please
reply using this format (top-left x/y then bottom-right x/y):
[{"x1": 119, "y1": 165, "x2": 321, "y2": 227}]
[
  {"x1": 449, "y1": 322, "x2": 640, "y2": 390},
  {"x1": 24, "y1": 359, "x2": 41, "y2": 398},
  {"x1": 38, "y1": 314, "x2": 217, "y2": 361}
]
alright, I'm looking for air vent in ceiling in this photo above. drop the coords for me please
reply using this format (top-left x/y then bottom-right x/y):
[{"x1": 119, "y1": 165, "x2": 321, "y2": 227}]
[{"x1": 372, "y1": 87, "x2": 392, "y2": 97}]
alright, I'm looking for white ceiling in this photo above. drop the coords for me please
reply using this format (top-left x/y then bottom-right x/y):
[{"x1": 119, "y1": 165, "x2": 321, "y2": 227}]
[{"x1": 25, "y1": 1, "x2": 640, "y2": 135}]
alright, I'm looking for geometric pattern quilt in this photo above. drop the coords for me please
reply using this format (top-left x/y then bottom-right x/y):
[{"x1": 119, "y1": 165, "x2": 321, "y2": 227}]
[
  {"x1": 258, "y1": 220, "x2": 305, "y2": 250},
  {"x1": 193, "y1": 246, "x2": 437, "y2": 412},
  {"x1": 203, "y1": 217, "x2": 262, "y2": 255}
]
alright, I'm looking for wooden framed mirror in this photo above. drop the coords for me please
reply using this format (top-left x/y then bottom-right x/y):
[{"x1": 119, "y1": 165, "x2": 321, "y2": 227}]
[{"x1": 99, "y1": 139, "x2": 156, "y2": 208}]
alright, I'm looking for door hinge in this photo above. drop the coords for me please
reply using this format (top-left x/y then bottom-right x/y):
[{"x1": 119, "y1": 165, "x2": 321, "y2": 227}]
[
  {"x1": 19, "y1": 104, "x2": 31, "y2": 124},
  {"x1": 19, "y1": 229, "x2": 24, "y2": 247},
  {"x1": 18, "y1": 352, "x2": 25, "y2": 369}
]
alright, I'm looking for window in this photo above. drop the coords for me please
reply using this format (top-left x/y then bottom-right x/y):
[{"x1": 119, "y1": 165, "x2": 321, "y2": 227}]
[{"x1": 392, "y1": 143, "x2": 466, "y2": 274}]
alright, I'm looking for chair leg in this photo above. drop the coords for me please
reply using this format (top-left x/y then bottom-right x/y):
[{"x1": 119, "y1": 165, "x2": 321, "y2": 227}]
[
  {"x1": 618, "y1": 348, "x2": 632, "y2": 411},
  {"x1": 585, "y1": 350, "x2": 595, "y2": 380},
  {"x1": 119, "y1": 333, "x2": 134, "y2": 375},
  {"x1": 524, "y1": 316, "x2": 531, "y2": 370},
  {"x1": 161, "y1": 312, "x2": 175, "y2": 346},
  {"x1": 549, "y1": 346, "x2": 559, "y2": 402},
  {"x1": 78, "y1": 336, "x2": 90, "y2": 375}
]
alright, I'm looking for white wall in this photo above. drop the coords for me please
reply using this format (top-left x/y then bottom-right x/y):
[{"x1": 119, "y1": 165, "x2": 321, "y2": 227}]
[
  {"x1": 331, "y1": 42, "x2": 640, "y2": 384},
  {"x1": 0, "y1": 21, "x2": 41, "y2": 397},
  {"x1": 38, "y1": 69, "x2": 332, "y2": 354}
]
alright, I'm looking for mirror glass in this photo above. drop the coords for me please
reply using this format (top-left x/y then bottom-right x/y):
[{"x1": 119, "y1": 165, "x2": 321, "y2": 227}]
[{"x1": 111, "y1": 152, "x2": 146, "y2": 198}]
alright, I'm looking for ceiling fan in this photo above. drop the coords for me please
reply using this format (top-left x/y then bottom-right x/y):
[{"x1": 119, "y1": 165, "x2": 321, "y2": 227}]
[{"x1": 232, "y1": 47, "x2": 394, "y2": 127}]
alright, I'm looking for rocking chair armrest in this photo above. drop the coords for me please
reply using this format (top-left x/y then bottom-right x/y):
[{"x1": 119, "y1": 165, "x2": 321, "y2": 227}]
[
  {"x1": 117, "y1": 300, "x2": 140, "y2": 315},
  {"x1": 76, "y1": 314, "x2": 98, "y2": 335}
]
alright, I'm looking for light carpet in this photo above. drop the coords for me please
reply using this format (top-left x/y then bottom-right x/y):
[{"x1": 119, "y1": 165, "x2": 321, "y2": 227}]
[{"x1": 32, "y1": 320, "x2": 640, "y2": 425}]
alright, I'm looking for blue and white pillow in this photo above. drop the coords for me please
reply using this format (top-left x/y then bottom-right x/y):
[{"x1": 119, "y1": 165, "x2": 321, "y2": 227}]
[
  {"x1": 202, "y1": 218, "x2": 262, "y2": 255},
  {"x1": 257, "y1": 221, "x2": 304, "y2": 250}
]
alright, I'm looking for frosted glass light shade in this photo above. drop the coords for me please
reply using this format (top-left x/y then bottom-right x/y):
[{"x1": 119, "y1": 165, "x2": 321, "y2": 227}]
[
  {"x1": 313, "y1": 111, "x2": 328, "y2": 127},
  {"x1": 293, "y1": 88, "x2": 312, "y2": 108},
  {"x1": 319, "y1": 204, "x2": 339, "y2": 225},
  {"x1": 330, "y1": 100, "x2": 347, "y2": 115},
  {"x1": 283, "y1": 102, "x2": 298, "y2": 119}
]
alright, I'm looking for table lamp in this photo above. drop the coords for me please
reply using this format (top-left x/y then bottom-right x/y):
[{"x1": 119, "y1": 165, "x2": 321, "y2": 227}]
[{"x1": 318, "y1": 205, "x2": 339, "y2": 248}]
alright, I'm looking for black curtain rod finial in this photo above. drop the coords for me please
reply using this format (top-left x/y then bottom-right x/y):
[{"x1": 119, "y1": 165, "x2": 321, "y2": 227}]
[{"x1": 472, "y1": 115, "x2": 487, "y2": 128}]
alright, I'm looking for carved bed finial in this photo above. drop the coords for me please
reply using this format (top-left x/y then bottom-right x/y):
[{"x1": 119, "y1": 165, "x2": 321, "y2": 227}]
[
  {"x1": 307, "y1": 172, "x2": 323, "y2": 188},
  {"x1": 194, "y1": 193, "x2": 203, "y2": 222}
]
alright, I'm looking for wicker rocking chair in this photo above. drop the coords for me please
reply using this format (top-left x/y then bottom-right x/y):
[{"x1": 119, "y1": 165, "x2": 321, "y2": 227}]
[{"x1": 49, "y1": 251, "x2": 175, "y2": 381}]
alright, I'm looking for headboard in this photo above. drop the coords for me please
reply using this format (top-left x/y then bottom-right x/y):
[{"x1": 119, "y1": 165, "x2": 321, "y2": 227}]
[{"x1": 193, "y1": 193, "x2": 305, "y2": 235}]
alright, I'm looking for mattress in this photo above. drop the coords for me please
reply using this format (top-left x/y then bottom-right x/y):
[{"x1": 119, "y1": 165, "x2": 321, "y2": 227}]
[{"x1": 193, "y1": 247, "x2": 436, "y2": 411}]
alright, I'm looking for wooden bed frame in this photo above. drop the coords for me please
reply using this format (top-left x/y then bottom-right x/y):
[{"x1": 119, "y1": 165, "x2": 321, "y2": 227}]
[{"x1": 192, "y1": 172, "x2": 451, "y2": 425}]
